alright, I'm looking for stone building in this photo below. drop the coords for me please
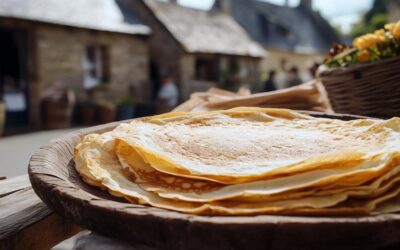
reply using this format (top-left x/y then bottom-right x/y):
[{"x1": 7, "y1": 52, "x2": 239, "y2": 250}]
[
  {"x1": 213, "y1": 0, "x2": 340, "y2": 88},
  {"x1": 0, "y1": 0, "x2": 150, "y2": 128},
  {"x1": 125, "y1": 0, "x2": 266, "y2": 100}
]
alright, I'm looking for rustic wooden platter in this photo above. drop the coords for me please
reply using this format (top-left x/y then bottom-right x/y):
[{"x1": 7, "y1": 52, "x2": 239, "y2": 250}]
[{"x1": 28, "y1": 113, "x2": 400, "y2": 250}]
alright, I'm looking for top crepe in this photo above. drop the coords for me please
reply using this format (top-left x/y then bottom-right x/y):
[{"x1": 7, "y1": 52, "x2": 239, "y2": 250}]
[{"x1": 114, "y1": 107, "x2": 400, "y2": 184}]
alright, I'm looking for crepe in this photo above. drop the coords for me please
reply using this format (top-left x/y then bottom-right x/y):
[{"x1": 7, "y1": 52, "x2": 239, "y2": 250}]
[
  {"x1": 74, "y1": 107, "x2": 400, "y2": 216},
  {"x1": 115, "y1": 138, "x2": 399, "y2": 203},
  {"x1": 76, "y1": 133, "x2": 400, "y2": 215},
  {"x1": 114, "y1": 108, "x2": 400, "y2": 184}
]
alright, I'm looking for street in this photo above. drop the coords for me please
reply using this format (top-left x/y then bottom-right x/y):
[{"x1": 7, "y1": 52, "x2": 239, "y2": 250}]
[{"x1": 0, "y1": 128, "x2": 79, "y2": 178}]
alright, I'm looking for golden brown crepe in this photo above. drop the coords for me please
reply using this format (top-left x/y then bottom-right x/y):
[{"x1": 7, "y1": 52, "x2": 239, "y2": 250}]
[
  {"x1": 74, "y1": 108, "x2": 400, "y2": 216},
  {"x1": 114, "y1": 108, "x2": 400, "y2": 184},
  {"x1": 115, "y1": 138, "x2": 399, "y2": 203}
]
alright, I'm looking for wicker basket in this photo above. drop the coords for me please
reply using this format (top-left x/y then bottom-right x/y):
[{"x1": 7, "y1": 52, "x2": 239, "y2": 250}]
[{"x1": 318, "y1": 56, "x2": 400, "y2": 118}]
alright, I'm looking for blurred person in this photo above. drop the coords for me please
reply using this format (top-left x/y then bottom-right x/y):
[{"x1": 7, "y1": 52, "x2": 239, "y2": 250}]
[
  {"x1": 156, "y1": 75, "x2": 179, "y2": 114},
  {"x1": 286, "y1": 66, "x2": 302, "y2": 88},
  {"x1": 276, "y1": 59, "x2": 288, "y2": 89},
  {"x1": 310, "y1": 62, "x2": 320, "y2": 78},
  {"x1": 302, "y1": 62, "x2": 320, "y2": 82},
  {"x1": 263, "y1": 70, "x2": 277, "y2": 92}
]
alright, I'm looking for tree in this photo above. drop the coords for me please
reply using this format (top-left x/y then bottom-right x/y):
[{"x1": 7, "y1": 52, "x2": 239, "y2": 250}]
[{"x1": 349, "y1": 0, "x2": 388, "y2": 38}]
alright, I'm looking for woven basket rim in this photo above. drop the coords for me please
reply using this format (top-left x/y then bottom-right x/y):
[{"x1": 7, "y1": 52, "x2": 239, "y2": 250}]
[{"x1": 318, "y1": 55, "x2": 400, "y2": 77}]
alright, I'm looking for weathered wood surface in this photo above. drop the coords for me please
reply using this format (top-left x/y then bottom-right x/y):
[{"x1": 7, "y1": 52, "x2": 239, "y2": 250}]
[
  {"x1": 28, "y1": 114, "x2": 400, "y2": 250},
  {"x1": 0, "y1": 176, "x2": 81, "y2": 250},
  {"x1": 71, "y1": 231, "x2": 400, "y2": 250},
  {"x1": 0, "y1": 175, "x2": 30, "y2": 198},
  {"x1": 73, "y1": 233, "x2": 159, "y2": 250}
]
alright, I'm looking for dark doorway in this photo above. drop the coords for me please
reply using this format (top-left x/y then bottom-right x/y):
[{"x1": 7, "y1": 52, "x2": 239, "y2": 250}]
[
  {"x1": 0, "y1": 28, "x2": 29, "y2": 128},
  {"x1": 149, "y1": 60, "x2": 161, "y2": 100},
  {"x1": 195, "y1": 57, "x2": 219, "y2": 82}
]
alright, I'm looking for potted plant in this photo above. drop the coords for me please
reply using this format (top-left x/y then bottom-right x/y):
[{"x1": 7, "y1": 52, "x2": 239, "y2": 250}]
[
  {"x1": 96, "y1": 99, "x2": 117, "y2": 124},
  {"x1": 117, "y1": 98, "x2": 135, "y2": 120}
]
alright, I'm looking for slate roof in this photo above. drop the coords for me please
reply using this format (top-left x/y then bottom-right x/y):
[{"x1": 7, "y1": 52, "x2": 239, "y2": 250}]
[
  {"x1": 0, "y1": 0, "x2": 150, "y2": 35},
  {"x1": 144, "y1": 0, "x2": 266, "y2": 58},
  {"x1": 225, "y1": 0, "x2": 340, "y2": 54}
]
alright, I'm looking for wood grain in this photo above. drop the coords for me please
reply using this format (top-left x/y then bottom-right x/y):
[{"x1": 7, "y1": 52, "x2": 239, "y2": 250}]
[
  {"x1": 0, "y1": 175, "x2": 81, "y2": 249},
  {"x1": 28, "y1": 114, "x2": 400, "y2": 250},
  {"x1": 73, "y1": 233, "x2": 159, "y2": 250},
  {"x1": 0, "y1": 175, "x2": 31, "y2": 198}
]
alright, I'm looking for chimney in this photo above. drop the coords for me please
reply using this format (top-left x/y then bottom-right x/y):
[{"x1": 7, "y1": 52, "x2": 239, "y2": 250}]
[
  {"x1": 169, "y1": 0, "x2": 178, "y2": 3},
  {"x1": 285, "y1": 0, "x2": 289, "y2": 7},
  {"x1": 300, "y1": 0, "x2": 312, "y2": 9},
  {"x1": 214, "y1": 0, "x2": 231, "y2": 14}
]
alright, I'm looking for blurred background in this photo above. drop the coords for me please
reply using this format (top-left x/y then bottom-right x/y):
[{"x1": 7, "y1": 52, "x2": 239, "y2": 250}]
[{"x1": 0, "y1": 0, "x2": 399, "y2": 177}]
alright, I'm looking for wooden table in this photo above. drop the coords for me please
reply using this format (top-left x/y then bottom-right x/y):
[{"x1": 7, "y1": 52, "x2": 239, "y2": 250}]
[
  {"x1": 3, "y1": 175, "x2": 400, "y2": 250},
  {"x1": 0, "y1": 175, "x2": 159, "y2": 250},
  {"x1": 0, "y1": 175, "x2": 80, "y2": 249}
]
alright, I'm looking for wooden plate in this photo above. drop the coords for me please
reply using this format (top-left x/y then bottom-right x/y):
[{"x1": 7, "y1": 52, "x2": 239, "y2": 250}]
[{"x1": 28, "y1": 113, "x2": 400, "y2": 250}]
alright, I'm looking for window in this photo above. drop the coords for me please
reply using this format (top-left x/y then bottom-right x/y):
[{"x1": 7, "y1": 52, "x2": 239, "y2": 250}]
[
  {"x1": 276, "y1": 24, "x2": 290, "y2": 38},
  {"x1": 258, "y1": 15, "x2": 269, "y2": 35},
  {"x1": 195, "y1": 57, "x2": 219, "y2": 81},
  {"x1": 82, "y1": 45, "x2": 109, "y2": 89}
]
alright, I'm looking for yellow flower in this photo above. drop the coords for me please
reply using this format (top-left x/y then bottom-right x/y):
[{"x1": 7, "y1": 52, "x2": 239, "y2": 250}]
[
  {"x1": 374, "y1": 29, "x2": 387, "y2": 42},
  {"x1": 357, "y1": 49, "x2": 371, "y2": 63},
  {"x1": 393, "y1": 21, "x2": 400, "y2": 39},
  {"x1": 353, "y1": 36, "x2": 368, "y2": 49},
  {"x1": 353, "y1": 31, "x2": 385, "y2": 49},
  {"x1": 385, "y1": 20, "x2": 400, "y2": 39},
  {"x1": 385, "y1": 22, "x2": 395, "y2": 32}
]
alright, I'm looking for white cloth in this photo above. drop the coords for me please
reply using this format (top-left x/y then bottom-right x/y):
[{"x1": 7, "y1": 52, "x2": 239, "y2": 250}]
[{"x1": 158, "y1": 83, "x2": 179, "y2": 107}]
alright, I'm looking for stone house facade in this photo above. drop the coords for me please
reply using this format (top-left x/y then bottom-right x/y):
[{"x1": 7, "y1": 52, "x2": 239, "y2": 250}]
[
  {"x1": 125, "y1": 0, "x2": 266, "y2": 100},
  {"x1": 0, "y1": 0, "x2": 150, "y2": 128}
]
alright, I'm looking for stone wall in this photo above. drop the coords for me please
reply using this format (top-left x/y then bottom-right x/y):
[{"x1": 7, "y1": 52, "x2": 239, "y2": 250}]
[
  {"x1": 123, "y1": 0, "x2": 186, "y2": 99},
  {"x1": 123, "y1": 1, "x2": 262, "y2": 99},
  {"x1": 0, "y1": 18, "x2": 149, "y2": 127},
  {"x1": 179, "y1": 54, "x2": 195, "y2": 98},
  {"x1": 179, "y1": 53, "x2": 261, "y2": 97},
  {"x1": 35, "y1": 24, "x2": 149, "y2": 102}
]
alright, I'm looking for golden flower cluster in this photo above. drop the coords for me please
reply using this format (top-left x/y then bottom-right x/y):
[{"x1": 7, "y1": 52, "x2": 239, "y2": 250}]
[
  {"x1": 385, "y1": 20, "x2": 400, "y2": 39},
  {"x1": 325, "y1": 19, "x2": 400, "y2": 68},
  {"x1": 353, "y1": 29, "x2": 387, "y2": 49},
  {"x1": 357, "y1": 49, "x2": 371, "y2": 63}
]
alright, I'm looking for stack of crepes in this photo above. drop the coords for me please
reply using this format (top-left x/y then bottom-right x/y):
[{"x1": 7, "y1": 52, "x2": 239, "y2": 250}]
[{"x1": 74, "y1": 107, "x2": 400, "y2": 215}]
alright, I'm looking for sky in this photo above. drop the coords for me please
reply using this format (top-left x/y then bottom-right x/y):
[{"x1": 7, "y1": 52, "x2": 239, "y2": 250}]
[{"x1": 177, "y1": 0, "x2": 374, "y2": 33}]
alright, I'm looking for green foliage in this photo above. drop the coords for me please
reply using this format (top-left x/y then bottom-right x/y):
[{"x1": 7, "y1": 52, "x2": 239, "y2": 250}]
[
  {"x1": 349, "y1": 0, "x2": 388, "y2": 37},
  {"x1": 365, "y1": 0, "x2": 388, "y2": 23},
  {"x1": 368, "y1": 14, "x2": 389, "y2": 32},
  {"x1": 350, "y1": 14, "x2": 388, "y2": 37}
]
